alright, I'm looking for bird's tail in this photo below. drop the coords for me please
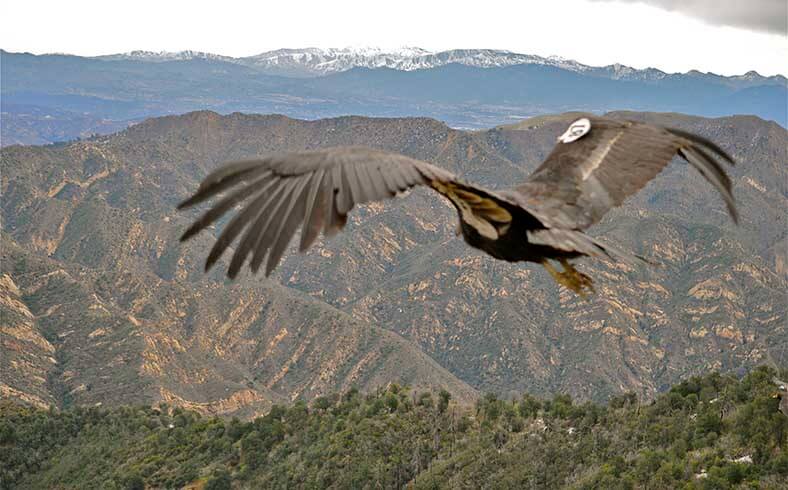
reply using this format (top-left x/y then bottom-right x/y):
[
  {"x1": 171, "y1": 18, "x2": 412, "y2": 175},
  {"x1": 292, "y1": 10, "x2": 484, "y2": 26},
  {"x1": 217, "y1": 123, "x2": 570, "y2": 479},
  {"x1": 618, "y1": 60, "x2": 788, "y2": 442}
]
[
  {"x1": 589, "y1": 235, "x2": 657, "y2": 266},
  {"x1": 528, "y1": 228, "x2": 653, "y2": 266}
]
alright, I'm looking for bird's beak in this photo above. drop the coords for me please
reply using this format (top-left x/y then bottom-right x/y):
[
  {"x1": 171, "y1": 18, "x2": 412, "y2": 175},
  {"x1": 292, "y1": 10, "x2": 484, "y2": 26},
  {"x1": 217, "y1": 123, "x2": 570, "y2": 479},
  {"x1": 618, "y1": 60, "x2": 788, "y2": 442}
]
[{"x1": 455, "y1": 223, "x2": 462, "y2": 236}]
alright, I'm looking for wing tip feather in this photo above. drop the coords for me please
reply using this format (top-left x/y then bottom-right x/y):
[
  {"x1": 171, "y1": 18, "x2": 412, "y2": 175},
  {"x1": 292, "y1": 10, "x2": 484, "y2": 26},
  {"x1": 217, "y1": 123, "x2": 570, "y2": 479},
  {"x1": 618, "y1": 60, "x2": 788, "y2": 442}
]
[
  {"x1": 181, "y1": 147, "x2": 461, "y2": 278},
  {"x1": 669, "y1": 127, "x2": 736, "y2": 166},
  {"x1": 678, "y1": 146, "x2": 739, "y2": 223},
  {"x1": 179, "y1": 228, "x2": 197, "y2": 243}
]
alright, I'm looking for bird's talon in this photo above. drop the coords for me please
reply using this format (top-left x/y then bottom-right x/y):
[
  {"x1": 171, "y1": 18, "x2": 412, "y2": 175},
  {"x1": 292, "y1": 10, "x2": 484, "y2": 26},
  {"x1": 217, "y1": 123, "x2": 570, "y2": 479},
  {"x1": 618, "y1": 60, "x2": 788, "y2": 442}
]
[{"x1": 542, "y1": 259, "x2": 595, "y2": 297}]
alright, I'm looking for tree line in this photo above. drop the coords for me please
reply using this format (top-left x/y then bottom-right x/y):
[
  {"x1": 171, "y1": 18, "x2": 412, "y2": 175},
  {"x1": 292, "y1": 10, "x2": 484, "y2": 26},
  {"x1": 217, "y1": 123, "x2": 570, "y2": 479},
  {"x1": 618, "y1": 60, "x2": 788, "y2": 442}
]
[{"x1": 1, "y1": 366, "x2": 786, "y2": 489}]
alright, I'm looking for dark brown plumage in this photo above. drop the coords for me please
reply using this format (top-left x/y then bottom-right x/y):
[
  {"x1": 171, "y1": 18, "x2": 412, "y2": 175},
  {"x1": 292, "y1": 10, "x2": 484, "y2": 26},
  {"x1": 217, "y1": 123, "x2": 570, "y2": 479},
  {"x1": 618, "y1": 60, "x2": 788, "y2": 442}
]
[{"x1": 178, "y1": 115, "x2": 738, "y2": 295}]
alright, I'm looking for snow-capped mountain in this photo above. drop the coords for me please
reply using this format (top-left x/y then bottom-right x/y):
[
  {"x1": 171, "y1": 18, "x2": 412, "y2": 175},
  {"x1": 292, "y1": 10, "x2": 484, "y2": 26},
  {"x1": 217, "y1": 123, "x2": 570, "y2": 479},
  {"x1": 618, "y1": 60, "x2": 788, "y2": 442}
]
[
  {"x1": 4, "y1": 47, "x2": 786, "y2": 140},
  {"x1": 95, "y1": 47, "x2": 786, "y2": 87},
  {"x1": 235, "y1": 47, "x2": 787, "y2": 88},
  {"x1": 237, "y1": 46, "x2": 430, "y2": 77},
  {"x1": 238, "y1": 47, "x2": 599, "y2": 78},
  {"x1": 97, "y1": 50, "x2": 235, "y2": 63}
]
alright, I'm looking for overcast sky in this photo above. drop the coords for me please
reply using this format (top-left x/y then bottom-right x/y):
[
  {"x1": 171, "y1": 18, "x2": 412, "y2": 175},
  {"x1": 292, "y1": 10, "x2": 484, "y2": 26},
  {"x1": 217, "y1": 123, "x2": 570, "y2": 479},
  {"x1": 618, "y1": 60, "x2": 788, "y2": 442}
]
[{"x1": 2, "y1": 0, "x2": 786, "y2": 76}]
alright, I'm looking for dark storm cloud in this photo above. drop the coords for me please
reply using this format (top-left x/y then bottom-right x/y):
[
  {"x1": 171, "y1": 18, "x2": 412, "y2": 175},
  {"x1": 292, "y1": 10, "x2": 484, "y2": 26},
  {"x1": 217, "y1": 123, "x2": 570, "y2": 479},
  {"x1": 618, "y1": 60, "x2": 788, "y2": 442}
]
[{"x1": 591, "y1": 0, "x2": 787, "y2": 34}]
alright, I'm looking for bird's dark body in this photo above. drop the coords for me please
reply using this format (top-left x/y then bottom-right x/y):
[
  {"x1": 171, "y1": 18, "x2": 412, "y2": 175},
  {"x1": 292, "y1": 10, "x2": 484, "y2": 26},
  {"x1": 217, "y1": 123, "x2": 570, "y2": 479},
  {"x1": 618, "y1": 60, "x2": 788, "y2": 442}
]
[
  {"x1": 178, "y1": 114, "x2": 738, "y2": 294},
  {"x1": 459, "y1": 207, "x2": 580, "y2": 263}
]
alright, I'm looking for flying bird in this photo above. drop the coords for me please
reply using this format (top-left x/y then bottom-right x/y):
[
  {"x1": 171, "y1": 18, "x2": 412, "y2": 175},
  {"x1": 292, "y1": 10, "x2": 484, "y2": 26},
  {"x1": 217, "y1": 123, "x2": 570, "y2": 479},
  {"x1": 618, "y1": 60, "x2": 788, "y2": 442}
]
[{"x1": 178, "y1": 116, "x2": 737, "y2": 295}]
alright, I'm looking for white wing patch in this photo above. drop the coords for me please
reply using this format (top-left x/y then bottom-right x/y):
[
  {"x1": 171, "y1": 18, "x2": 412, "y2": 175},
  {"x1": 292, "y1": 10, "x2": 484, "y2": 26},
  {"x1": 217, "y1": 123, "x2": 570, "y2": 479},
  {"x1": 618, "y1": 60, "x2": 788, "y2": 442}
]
[
  {"x1": 558, "y1": 118, "x2": 591, "y2": 143},
  {"x1": 580, "y1": 131, "x2": 623, "y2": 180}
]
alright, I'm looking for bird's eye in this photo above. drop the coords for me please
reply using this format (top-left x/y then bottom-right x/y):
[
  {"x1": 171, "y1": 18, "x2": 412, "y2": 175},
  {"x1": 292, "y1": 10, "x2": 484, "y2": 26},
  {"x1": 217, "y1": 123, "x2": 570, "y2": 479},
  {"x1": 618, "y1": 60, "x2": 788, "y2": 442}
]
[{"x1": 558, "y1": 118, "x2": 591, "y2": 143}]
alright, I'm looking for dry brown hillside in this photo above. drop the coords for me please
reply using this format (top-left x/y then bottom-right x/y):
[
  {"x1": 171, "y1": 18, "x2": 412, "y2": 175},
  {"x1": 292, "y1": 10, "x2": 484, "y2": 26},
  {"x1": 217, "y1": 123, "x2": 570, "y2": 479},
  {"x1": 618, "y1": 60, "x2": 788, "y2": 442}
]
[{"x1": 1, "y1": 111, "x2": 785, "y2": 416}]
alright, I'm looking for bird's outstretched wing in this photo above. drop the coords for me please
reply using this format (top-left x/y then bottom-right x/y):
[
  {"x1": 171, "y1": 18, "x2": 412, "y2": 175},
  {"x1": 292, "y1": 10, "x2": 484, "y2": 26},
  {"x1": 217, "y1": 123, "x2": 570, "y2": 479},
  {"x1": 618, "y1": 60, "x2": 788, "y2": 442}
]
[
  {"x1": 178, "y1": 147, "x2": 515, "y2": 278},
  {"x1": 507, "y1": 116, "x2": 737, "y2": 230}
]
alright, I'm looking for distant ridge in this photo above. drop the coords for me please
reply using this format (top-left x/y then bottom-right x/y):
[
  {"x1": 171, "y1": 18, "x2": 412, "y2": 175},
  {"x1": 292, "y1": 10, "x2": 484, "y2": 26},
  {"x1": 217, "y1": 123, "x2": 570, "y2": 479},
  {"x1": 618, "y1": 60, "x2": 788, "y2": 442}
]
[
  {"x1": 97, "y1": 49, "x2": 235, "y2": 63},
  {"x1": 2, "y1": 48, "x2": 786, "y2": 145},
  {"x1": 91, "y1": 47, "x2": 788, "y2": 85}
]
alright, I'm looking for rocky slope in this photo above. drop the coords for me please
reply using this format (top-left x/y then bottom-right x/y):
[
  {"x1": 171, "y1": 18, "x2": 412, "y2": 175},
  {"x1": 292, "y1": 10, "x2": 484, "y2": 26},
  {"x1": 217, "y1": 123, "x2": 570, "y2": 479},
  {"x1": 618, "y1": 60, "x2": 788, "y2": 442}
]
[
  {"x1": 0, "y1": 232, "x2": 477, "y2": 418},
  {"x1": 1, "y1": 111, "x2": 785, "y2": 416}
]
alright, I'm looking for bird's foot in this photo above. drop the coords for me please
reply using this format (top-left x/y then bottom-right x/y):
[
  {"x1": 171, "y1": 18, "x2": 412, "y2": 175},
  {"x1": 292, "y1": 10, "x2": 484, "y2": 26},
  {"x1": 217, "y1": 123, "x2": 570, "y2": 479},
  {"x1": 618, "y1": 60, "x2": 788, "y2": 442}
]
[{"x1": 542, "y1": 259, "x2": 595, "y2": 297}]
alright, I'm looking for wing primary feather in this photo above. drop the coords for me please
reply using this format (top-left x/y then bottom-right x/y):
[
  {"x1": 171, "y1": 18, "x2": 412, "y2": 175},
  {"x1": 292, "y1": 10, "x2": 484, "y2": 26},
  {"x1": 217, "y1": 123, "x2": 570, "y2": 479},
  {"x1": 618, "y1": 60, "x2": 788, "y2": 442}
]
[
  {"x1": 196, "y1": 160, "x2": 266, "y2": 191},
  {"x1": 263, "y1": 179, "x2": 311, "y2": 276},
  {"x1": 679, "y1": 148, "x2": 738, "y2": 223},
  {"x1": 299, "y1": 169, "x2": 327, "y2": 252},
  {"x1": 365, "y1": 163, "x2": 394, "y2": 199},
  {"x1": 360, "y1": 162, "x2": 389, "y2": 199},
  {"x1": 668, "y1": 128, "x2": 735, "y2": 165},
  {"x1": 411, "y1": 164, "x2": 432, "y2": 181},
  {"x1": 414, "y1": 162, "x2": 448, "y2": 182},
  {"x1": 323, "y1": 170, "x2": 345, "y2": 237},
  {"x1": 203, "y1": 177, "x2": 281, "y2": 272},
  {"x1": 345, "y1": 162, "x2": 367, "y2": 203},
  {"x1": 180, "y1": 173, "x2": 275, "y2": 242},
  {"x1": 353, "y1": 161, "x2": 375, "y2": 200},
  {"x1": 333, "y1": 165, "x2": 353, "y2": 215},
  {"x1": 378, "y1": 164, "x2": 401, "y2": 194},
  {"x1": 178, "y1": 168, "x2": 271, "y2": 210},
  {"x1": 322, "y1": 169, "x2": 342, "y2": 237},
  {"x1": 226, "y1": 179, "x2": 294, "y2": 279},
  {"x1": 338, "y1": 165, "x2": 358, "y2": 214},
  {"x1": 387, "y1": 160, "x2": 410, "y2": 190},
  {"x1": 416, "y1": 165, "x2": 443, "y2": 180},
  {"x1": 689, "y1": 145, "x2": 732, "y2": 190},
  {"x1": 401, "y1": 164, "x2": 425, "y2": 185},
  {"x1": 182, "y1": 149, "x2": 472, "y2": 276},
  {"x1": 249, "y1": 176, "x2": 310, "y2": 274}
]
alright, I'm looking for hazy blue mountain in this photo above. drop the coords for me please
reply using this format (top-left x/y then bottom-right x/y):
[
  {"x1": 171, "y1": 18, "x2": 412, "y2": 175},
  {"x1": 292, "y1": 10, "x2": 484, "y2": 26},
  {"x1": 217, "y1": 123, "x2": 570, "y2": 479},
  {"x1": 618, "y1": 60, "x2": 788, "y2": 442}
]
[
  {"x1": 99, "y1": 47, "x2": 788, "y2": 88},
  {"x1": 2, "y1": 49, "x2": 785, "y2": 146}
]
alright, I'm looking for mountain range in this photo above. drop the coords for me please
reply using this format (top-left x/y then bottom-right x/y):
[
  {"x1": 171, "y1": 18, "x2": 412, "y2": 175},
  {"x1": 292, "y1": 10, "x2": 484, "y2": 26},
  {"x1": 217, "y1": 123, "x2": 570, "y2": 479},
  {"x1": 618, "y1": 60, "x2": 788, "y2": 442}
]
[
  {"x1": 97, "y1": 47, "x2": 787, "y2": 86},
  {"x1": 2, "y1": 47, "x2": 785, "y2": 146},
  {"x1": 2, "y1": 110, "x2": 785, "y2": 418}
]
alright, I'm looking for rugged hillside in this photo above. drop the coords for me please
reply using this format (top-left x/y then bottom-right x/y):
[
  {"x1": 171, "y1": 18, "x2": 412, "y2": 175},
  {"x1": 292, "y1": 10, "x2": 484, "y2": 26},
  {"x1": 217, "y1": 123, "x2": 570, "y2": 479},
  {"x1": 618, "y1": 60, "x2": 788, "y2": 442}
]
[
  {"x1": 1, "y1": 111, "x2": 785, "y2": 413},
  {"x1": 0, "y1": 234, "x2": 478, "y2": 419},
  {"x1": 0, "y1": 124, "x2": 480, "y2": 419}
]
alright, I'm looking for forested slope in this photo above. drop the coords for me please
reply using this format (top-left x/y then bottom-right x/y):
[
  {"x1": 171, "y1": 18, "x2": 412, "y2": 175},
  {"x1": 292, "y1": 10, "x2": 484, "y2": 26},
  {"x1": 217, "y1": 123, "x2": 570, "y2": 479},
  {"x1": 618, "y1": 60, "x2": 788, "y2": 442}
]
[{"x1": 2, "y1": 367, "x2": 786, "y2": 489}]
